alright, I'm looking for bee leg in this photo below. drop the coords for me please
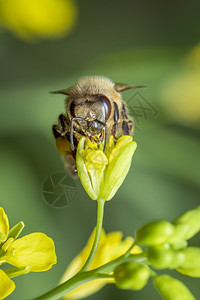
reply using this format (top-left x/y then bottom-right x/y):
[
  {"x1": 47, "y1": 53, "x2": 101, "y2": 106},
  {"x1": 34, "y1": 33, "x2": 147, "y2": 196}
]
[
  {"x1": 52, "y1": 124, "x2": 61, "y2": 138},
  {"x1": 70, "y1": 117, "x2": 85, "y2": 150},
  {"x1": 52, "y1": 125, "x2": 78, "y2": 178},
  {"x1": 88, "y1": 135, "x2": 93, "y2": 142},
  {"x1": 58, "y1": 114, "x2": 69, "y2": 136},
  {"x1": 122, "y1": 120, "x2": 133, "y2": 135},
  {"x1": 103, "y1": 125, "x2": 107, "y2": 151},
  {"x1": 112, "y1": 122, "x2": 118, "y2": 139},
  {"x1": 121, "y1": 103, "x2": 134, "y2": 136},
  {"x1": 112, "y1": 102, "x2": 119, "y2": 140},
  {"x1": 52, "y1": 124, "x2": 72, "y2": 155}
]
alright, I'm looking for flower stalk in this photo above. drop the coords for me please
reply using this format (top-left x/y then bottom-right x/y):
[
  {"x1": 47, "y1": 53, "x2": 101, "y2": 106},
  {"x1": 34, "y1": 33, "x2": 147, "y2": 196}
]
[
  {"x1": 80, "y1": 198, "x2": 105, "y2": 272},
  {"x1": 34, "y1": 253, "x2": 147, "y2": 300}
]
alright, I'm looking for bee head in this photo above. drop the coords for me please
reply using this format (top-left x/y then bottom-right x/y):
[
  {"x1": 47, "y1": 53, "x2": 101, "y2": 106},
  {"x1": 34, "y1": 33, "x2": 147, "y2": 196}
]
[
  {"x1": 52, "y1": 75, "x2": 145, "y2": 136},
  {"x1": 69, "y1": 94, "x2": 111, "y2": 135}
]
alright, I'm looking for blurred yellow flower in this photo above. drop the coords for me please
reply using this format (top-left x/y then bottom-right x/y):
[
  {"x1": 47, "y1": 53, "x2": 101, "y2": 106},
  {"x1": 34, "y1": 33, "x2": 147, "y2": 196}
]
[
  {"x1": 186, "y1": 44, "x2": 200, "y2": 68},
  {"x1": 0, "y1": 207, "x2": 57, "y2": 298},
  {"x1": 0, "y1": 0, "x2": 77, "y2": 40},
  {"x1": 60, "y1": 228, "x2": 141, "y2": 299},
  {"x1": 161, "y1": 44, "x2": 200, "y2": 126}
]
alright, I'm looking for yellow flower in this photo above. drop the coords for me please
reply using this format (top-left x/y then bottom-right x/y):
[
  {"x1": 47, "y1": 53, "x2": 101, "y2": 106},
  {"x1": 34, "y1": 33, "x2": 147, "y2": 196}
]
[
  {"x1": 60, "y1": 228, "x2": 141, "y2": 299},
  {"x1": 0, "y1": 0, "x2": 77, "y2": 41},
  {"x1": 76, "y1": 135, "x2": 137, "y2": 201},
  {"x1": 0, "y1": 207, "x2": 57, "y2": 298},
  {"x1": 0, "y1": 269, "x2": 15, "y2": 299}
]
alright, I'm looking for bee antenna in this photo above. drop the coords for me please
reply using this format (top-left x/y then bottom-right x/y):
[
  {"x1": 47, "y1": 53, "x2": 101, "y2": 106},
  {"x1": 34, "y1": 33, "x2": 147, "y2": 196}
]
[
  {"x1": 114, "y1": 83, "x2": 147, "y2": 92},
  {"x1": 50, "y1": 89, "x2": 70, "y2": 95}
]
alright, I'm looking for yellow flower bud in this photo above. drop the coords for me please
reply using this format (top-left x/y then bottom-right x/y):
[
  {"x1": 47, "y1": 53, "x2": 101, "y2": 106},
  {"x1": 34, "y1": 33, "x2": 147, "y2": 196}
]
[
  {"x1": 147, "y1": 245, "x2": 185, "y2": 270},
  {"x1": 173, "y1": 206, "x2": 200, "y2": 240},
  {"x1": 114, "y1": 262, "x2": 150, "y2": 290},
  {"x1": 154, "y1": 274, "x2": 196, "y2": 300},
  {"x1": 179, "y1": 247, "x2": 200, "y2": 269},
  {"x1": 177, "y1": 267, "x2": 200, "y2": 278},
  {"x1": 176, "y1": 245, "x2": 200, "y2": 278},
  {"x1": 99, "y1": 136, "x2": 137, "y2": 201},
  {"x1": 168, "y1": 223, "x2": 189, "y2": 245},
  {"x1": 147, "y1": 245, "x2": 174, "y2": 269},
  {"x1": 170, "y1": 240, "x2": 188, "y2": 251},
  {"x1": 136, "y1": 220, "x2": 175, "y2": 246},
  {"x1": 76, "y1": 136, "x2": 137, "y2": 201}
]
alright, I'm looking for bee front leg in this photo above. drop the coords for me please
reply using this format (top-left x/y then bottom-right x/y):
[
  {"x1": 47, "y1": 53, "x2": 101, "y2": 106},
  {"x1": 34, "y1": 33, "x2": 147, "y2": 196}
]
[
  {"x1": 52, "y1": 124, "x2": 61, "y2": 139},
  {"x1": 58, "y1": 114, "x2": 70, "y2": 136},
  {"x1": 52, "y1": 125, "x2": 78, "y2": 178},
  {"x1": 112, "y1": 102, "x2": 120, "y2": 140}
]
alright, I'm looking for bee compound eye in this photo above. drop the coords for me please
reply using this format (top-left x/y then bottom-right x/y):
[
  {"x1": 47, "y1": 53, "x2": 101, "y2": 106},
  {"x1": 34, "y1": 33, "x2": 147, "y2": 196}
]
[{"x1": 98, "y1": 96, "x2": 111, "y2": 120}]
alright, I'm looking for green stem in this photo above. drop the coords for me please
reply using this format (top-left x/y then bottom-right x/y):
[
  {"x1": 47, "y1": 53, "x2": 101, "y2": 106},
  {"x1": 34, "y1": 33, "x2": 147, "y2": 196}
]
[
  {"x1": 95, "y1": 253, "x2": 147, "y2": 274},
  {"x1": 123, "y1": 241, "x2": 136, "y2": 258},
  {"x1": 34, "y1": 271, "x2": 112, "y2": 300},
  {"x1": 80, "y1": 198, "x2": 105, "y2": 272},
  {"x1": 150, "y1": 269, "x2": 157, "y2": 278},
  {"x1": 34, "y1": 253, "x2": 147, "y2": 300}
]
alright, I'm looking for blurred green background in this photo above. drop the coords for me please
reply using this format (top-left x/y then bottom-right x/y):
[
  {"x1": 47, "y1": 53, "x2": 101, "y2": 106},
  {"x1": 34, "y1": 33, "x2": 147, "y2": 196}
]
[{"x1": 0, "y1": 0, "x2": 200, "y2": 299}]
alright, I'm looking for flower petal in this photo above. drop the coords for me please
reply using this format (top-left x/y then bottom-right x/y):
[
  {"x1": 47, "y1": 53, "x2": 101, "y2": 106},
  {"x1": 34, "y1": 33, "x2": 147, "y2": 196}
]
[
  {"x1": 0, "y1": 207, "x2": 9, "y2": 236},
  {"x1": 0, "y1": 269, "x2": 15, "y2": 299},
  {"x1": 60, "y1": 229, "x2": 139, "y2": 299},
  {"x1": 6, "y1": 233, "x2": 57, "y2": 271},
  {"x1": 84, "y1": 149, "x2": 108, "y2": 197},
  {"x1": 100, "y1": 140, "x2": 137, "y2": 200},
  {"x1": 76, "y1": 138, "x2": 98, "y2": 200},
  {"x1": 60, "y1": 229, "x2": 109, "y2": 299},
  {"x1": 106, "y1": 135, "x2": 133, "y2": 163}
]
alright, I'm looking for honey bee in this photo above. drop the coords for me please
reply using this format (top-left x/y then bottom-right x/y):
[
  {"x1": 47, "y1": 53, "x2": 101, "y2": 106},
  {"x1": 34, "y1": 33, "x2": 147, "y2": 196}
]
[{"x1": 52, "y1": 76, "x2": 143, "y2": 177}]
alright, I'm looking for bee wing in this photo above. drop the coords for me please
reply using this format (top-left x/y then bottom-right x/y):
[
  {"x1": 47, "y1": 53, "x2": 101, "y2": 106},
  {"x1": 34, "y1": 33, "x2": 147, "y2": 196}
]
[{"x1": 114, "y1": 82, "x2": 146, "y2": 92}]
